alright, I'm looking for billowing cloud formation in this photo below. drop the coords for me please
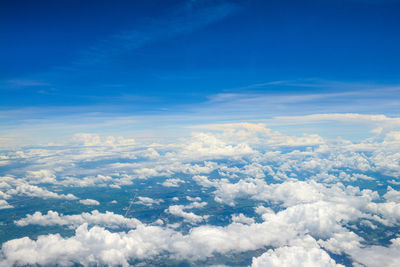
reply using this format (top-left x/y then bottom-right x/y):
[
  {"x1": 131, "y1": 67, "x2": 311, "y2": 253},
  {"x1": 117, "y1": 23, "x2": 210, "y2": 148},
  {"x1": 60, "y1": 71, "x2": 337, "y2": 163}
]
[
  {"x1": 0, "y1": 200, "x2": 13, "y2": 210},
  {"x1": 161, "y1": 178, "x2": 185, "y2": 187},
  {"x1": 135, "y1": 196, "x2": 164, "y2": 206},
  {"x1": 251, "y1": 246, "x2": 341, "y2": 267},
  {"x1": 1, "y1": 218, "x2": 296, "y2": 266},
  {"x1": 72, "y1": 133, "x2": 135, "y2": 147},
  {"x1": 349, "y1": 238, "x2": 400, "y2": 267},
  {"x1": 165, "y1": 201, "x2": 208, "y2": 224},
  {"x1": 190, "y1": 122, "x2": 325, "y2": 147},
  {"x1": 14, "y1": 210, "x2": 141, "y2": 229},
  {"x1": 79, "y1": 199, "x2": 100, "y2": 205},
  {"x1": 251, "y1": 237, "x2": 343, "y2": 267},
  {"x1": 7, "y1": 183, "x2": 77, "y2": 200},
  {"x1": 0, "y1": 175, "x2": 78, "y2": 203},
  {"x1": 1, "y1": 119, "x2": 400, "y2": 266}
]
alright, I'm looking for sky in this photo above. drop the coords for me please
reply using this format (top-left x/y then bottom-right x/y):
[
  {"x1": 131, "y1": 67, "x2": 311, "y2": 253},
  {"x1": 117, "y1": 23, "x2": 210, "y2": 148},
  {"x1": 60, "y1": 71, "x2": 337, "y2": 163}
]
[
  {"x1": 2, "y1": 2, "x2": 400, "y2": 266},
  {"x1": 1, "y1": 0, "x2": 400, "y2": 146}
]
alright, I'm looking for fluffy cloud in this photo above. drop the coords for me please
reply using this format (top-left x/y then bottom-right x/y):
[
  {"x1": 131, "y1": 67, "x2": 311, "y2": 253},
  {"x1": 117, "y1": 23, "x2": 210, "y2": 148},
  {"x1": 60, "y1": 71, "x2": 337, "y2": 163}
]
[
  {"x1": 0, "y1": 200, "x2": 13, "y2": 209},
  {"x1": 385, "y1": 131, "x2": 400, "y2": 142},
  {"x1": 25, "y1": 169, "x2": 56, "y2": 184},
  {"x1": 177, "y1": 132, "x2": 255, "y2": 160},
  {"x1": 349, "y1": 238, "x2": 400, "y2": 267},
  {"x1": 384, "y1": 186, "x2": 400, "y2": 202},
  {"x1": 2, "y1": 118, "x2": 400, "y2": 266},
  {"x1": 212, "y1": 177, "x2": 378, "y2": 209},
  {"x1": 184, "y1": 196, "x2": 199, "y2": 202},
  {"x1": 2, "y1": 182, "x2": 386, "y2": 267},
  {"x1": 165, "y1": 201, "x2": 208, "y2": 224},
  {"x1": 161, "y1": 178, "x2": 185, "y2": 187},
  {"x1": 14, "y1": 210, "x2": 141, "y2": 229},
  {"x1": 165, "y1": 205, "x2": 206, "y2": 224},
  {"x1": 0, "y1": 217, "x2": 298, "y2": 266},
  {"x1": 135, "y1": 196, "x2": 164, "y2": 206},
  {"x1": 72, "y1": 133, "x2": 101, "y2": 146},
  {"x1": 72, "y1": 133, "x2": 135, "y2": 147},
  {"x1": 4, "y1": 202, "x2": 367, "y2": 267},
  {"x1": 191, "y1": 122, "x2": 325, "y2": 147},
  {"x1": 251, "y1": 245, "x2": 342, "y2": 267},
  {"x1": 79, "y1": 199, "x2": 100, "y2": 205},
  {"x1": 7, "y1": 184, "x2": 77, "y2": 200},
  {"x1": 231, "y1": 213, "x2": 254, "y2": 225},
  {"x1": 192, "y1": 175, "x2": 215, "y2": 188}
]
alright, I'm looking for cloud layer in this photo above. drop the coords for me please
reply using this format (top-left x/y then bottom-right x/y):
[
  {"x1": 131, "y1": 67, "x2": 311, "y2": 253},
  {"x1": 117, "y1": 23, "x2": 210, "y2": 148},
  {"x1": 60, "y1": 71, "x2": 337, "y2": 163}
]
[{"x1": 1, "y1": 119, "x2": 400, "y2": 266}]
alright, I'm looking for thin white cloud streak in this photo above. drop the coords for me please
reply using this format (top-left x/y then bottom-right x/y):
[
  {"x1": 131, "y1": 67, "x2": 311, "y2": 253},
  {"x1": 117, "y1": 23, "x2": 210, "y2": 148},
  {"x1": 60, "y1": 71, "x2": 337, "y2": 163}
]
[
  {"x1": 0, "y1": 112, "x2": 399, "y2": 148},
  {"x1": 1, "y1": 80, "x2": 51, "y2": 89},
  {"x1": 227, "y1": 79, "x2": 400, "y2": 94},
  {"x1": 275, "y1": 113, "x2": 400, "y2": 123},
  {"x1": 1, "y1": 79, "x2": 400, "y2": 147},
  {"x1": 202, "y1": 90, "x2": 400, "y2": 117},
  {"x1": 73, "y1": 2, "x2": 238, "y2": 66},
  {"x1": 0, "y1": 1, "x2": 239, "y2": 95},
  {"x1": 269, "y1": 114, "x2": 400, "y2": 136}
]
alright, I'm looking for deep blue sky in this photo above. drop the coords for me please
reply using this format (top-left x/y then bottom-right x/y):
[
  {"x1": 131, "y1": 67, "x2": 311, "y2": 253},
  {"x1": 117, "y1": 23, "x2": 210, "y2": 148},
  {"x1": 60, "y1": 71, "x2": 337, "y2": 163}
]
[{"x1": 1, "y1": 0, "x2": 400, "y2": 115}]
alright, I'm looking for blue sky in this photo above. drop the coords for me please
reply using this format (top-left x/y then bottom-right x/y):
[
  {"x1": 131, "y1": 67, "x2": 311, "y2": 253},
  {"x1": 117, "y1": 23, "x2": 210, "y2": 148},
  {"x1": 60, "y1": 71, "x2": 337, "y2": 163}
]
[
  {"x1": 1, "y1": 0, "x2": 400, "y2": 145},
  {"x1": 3, "y1": 3, "x2": 400, "y2": 265}
]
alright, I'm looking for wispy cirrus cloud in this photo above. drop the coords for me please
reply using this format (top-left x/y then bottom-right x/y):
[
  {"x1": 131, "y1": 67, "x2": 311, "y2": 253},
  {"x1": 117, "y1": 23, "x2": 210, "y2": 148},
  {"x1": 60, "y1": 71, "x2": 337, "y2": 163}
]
[
  {"x1": 0, "y1": 80, "x2": 52, "y2": 91},
  {"x1": 6, "y1": 80, "x2": 50, "y2": 88},
  {"x1": 202, "y1": 80, "x2": 400, "y2": 117},
  {"x1": 69, "y1": 1, "x2": 239, "y2": 67},
  {"x1": 1, "y1": 79, "x2": 399, "y2": 147},
  {"x1": 0, "y1": 1, "x2": 239, "y2": 92}
]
